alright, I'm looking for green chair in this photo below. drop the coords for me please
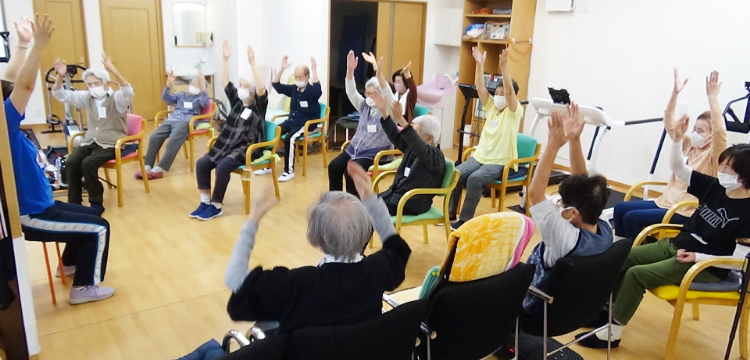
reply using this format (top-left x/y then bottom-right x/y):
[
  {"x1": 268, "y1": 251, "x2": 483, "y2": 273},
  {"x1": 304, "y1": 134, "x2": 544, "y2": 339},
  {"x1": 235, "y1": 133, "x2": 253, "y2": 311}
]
[
  {"x1": 208, "y1": 120, "x2": 281, "y2": 214},
  {"x1": 372, "y1": 158, "x2": 460, "y2": 245},
  {"x1": 281, "y1": 102, "x2": 329, "y2": 176},
  {"x1": 462, "y1": 133, "x2": 541, "y2": 214},
  {"x1": 414, "y1": 104, "x2": 430, "y2": 117}
]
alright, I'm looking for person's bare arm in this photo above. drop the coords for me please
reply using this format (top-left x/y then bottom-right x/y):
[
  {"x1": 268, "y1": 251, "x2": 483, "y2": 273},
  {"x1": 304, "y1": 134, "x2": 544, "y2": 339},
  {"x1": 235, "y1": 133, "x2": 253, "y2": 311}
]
[
  {"x1": 3, "y1": 16, "x2": 33, "y2": 82},
  {"x1": 101, "y1": 51, "x2": 129, "y2": 87},
  {"x1": 562, "y1": 103, "x2": 587, "y2": 175},
  {"x1": 273, "y1": 56, "x2": 290, "y2": 84},
  {"x1": 310, "y1": 57, "x2": 319, "y2": 84},
  {"x1": 498, "y1": 49, "x2": 518, "y2": 113},
  {"x1": 664, "y1": 68, "x2": 688, "y2": 137},
  {"x1": 706, "y1": 71, "x2": 727, "y2": 162},
  {"x1": 471, "y1": 47, "x2": 490, "y2": 106},
  {"x1": 529, "y1": 112, "x2": 567, "y2": 205},
  {"x1": 221, "y1": 40, "x2": 231, "y2": 88},
  {"x1": 10, "y1": 14, "x2": 54, "y2": 113},
  {"x1": 247, "y1": 45, "x2": 266, "y2": 97}
]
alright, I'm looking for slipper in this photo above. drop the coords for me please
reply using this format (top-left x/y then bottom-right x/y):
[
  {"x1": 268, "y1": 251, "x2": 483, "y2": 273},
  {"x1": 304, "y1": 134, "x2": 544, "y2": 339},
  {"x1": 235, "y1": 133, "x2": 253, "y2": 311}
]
[
  {"x1": 134, "y1": 171, "x2": 143, "y2": 179},
  {"x1": 146, "y1": 171, "x2": 164, "y2": 180}
]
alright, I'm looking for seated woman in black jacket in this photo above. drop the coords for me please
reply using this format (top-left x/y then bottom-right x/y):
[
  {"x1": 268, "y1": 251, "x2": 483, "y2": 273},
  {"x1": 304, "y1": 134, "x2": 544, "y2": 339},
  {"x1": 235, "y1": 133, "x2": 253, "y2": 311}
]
[
  {"x1": 370, "y1": 91, "x2": 446, "y2": 216},
  {"x1": 223, "y1": 165, "x2": 411, "y2": 335}
]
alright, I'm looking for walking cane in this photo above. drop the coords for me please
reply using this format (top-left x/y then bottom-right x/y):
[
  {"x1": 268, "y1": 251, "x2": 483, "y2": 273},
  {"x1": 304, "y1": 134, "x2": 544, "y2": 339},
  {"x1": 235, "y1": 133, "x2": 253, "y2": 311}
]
[{"x1": 724, "y1": 251, "x2": 750, "y2": 360}]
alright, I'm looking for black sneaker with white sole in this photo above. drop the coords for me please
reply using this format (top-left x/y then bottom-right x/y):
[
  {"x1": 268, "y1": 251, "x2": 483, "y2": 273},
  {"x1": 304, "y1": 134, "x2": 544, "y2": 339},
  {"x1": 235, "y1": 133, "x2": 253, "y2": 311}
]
[{"x1": 450, "y1": 220, "x2": 466, "y2": 231}]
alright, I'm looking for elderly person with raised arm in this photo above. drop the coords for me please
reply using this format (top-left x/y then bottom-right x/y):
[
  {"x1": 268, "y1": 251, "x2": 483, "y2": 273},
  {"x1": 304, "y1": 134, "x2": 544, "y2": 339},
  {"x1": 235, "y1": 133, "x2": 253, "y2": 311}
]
[
  {"x1": 52, "y1": 53, "x2": 134, "y2": 214},
  {"x1": 190, "y1": 41, "x2": 267, "y2": 221},
  {"x1": 448, "y1": 48, "x2": 522, "y2": 230},
  {"x1": 370, "y1": 90, "x2": 445, "y2": 216},
  {"x1": 224, "y1": 163, "x2": 411, "y2": 335},
  {"x1": 328, "y1": 51, "x2": 395, "y2": 198},
  {"x1": 136, "y1": 70, "x2": 209, "y2": 180}
]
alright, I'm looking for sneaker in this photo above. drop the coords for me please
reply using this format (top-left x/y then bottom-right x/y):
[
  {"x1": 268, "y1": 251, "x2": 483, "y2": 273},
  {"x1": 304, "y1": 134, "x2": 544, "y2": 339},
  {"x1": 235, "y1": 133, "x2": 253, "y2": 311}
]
[
  {"x1": 436, "y1": 216, "x2": 457, "y2": 226},
  {"x1": 197, "y1": 204, "x2": 223, "y2": 221},
  {"x1": 450, "y1": 220, "x2": 466, "y2": 231},
  {"x1": 253, "y1": 168, "x2": 272, "y2": 175},
  {"x1": 575, "y1": 331, "x2": 620, "y2": 349},
  {"x1": 278, "y1": 172, "x2": 295, "y2": 182},
  {"x1": 89, "y1": 202, "x2": 105, "y2": 216},
  {"x1": 55, "y1": 264, "x2": 76, "y2": 278},
  {"x1": 190, "y1": 203, "x2": 210, "y2": 218},
  {"x1": 68, "y1": 285, "x2": 115, "y2": 305}
]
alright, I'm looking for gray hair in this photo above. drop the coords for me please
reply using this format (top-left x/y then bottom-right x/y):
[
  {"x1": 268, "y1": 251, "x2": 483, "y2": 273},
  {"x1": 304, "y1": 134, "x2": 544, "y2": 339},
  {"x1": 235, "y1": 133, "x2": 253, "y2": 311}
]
[
  {"x1": 82, "y1": 68, "x2": 110, "y2": 84},
  {"x1": 307, "y1": 191, "x2": 373, "y2": 260},
  {"x1": 365, "y1": 76, "x2": 380, "y2": 92},
  {"x1": 412, "y1": 115, "x2": 442, "y2": 145},
  {"x1": 239, "y1": 75, "x2": 257, "y2": 94}
]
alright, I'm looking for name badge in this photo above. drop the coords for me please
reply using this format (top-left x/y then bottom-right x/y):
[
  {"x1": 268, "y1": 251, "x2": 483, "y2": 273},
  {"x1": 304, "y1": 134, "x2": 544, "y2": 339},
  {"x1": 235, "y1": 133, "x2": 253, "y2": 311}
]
[
  {"x1": 404, "y1": 167, "x2": 411, "y2": 177},
  {"x1": 367, "y1": 124, "x2": 377, "y2": 133},
  {"x1": 241, "y1": 108, "x2": 252, "y2": 120},
  {"x1": 489, "y1": 120, "x2": 499, "y2": 128},
  {"x1": 183, "y1": 101, "x2": 193, "y2": 109},
  {"x1": 97, "y1": 107, "x2": 107, "y2": 119},
  {"x1": 300, "y1": 101, "x2": 309, "y2": 108}
]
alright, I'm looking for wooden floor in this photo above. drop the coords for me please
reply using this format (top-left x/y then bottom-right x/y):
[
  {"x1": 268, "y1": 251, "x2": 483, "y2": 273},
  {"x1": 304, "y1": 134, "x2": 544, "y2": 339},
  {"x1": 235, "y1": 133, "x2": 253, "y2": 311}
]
[{"x1": 20, "y1": 123, "x2": 745, "y2": 360}]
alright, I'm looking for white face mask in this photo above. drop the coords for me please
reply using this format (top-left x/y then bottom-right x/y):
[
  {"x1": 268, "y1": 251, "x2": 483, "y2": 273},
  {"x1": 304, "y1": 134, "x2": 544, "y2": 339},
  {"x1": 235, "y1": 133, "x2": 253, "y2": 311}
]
[
  {"x1": 394, "y1": 83, "x2": 406, "y2": 94},
  {"x1": 365, "y1": 97, "x2": 376, "y2": 108},
  {"x1": 718, "y1": 172, "x2": 742, "y2": 191},
  {"x1": 237, "y1": 88, "x2": 251, "y2": 101},
  {"x1": 188, "y1": 85, "x2": 200, "y2": 95},
  {"x1": 89, "y1": 86, "x2": 107, "y2": 99},
  {"x1": 493, "y1": 95, "x2": 507, "y2": 110},
  {"x1": 296, "y1": 80, "x2": 307, "y2": 88},
  {"x1": 559, "y1": 206, "x2": 575, "y2": 223},
  {"x1": 690, "y1": 131, "x2": 707, "y2": 148}
]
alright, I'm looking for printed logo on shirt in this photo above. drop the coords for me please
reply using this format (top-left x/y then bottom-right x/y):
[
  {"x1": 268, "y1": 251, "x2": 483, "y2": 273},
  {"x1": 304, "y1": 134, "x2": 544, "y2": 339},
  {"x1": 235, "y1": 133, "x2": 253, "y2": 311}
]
[{"x1": 698, "y1": 205, "x2": 740, "y2": 229}]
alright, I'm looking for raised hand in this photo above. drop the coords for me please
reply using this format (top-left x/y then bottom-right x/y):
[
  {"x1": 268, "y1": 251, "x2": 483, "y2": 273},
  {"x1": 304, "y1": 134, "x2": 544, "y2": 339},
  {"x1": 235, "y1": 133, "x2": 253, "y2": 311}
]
[
  {"x1": 248, "y1": 184, "x2": 279, "y2": 223},
  {"x1": 706, "y1": 70, "x2": 721, "y2": 98},
  {"x1": 14, "y1": 15, "x2": 33, "y2": 45},
  {"x1": 376, "y1": 56, "x2": 384, "y2": 76},
  {"x1": 32, "y1": 14, "x2": 55, "y2": 47},
  {"x1": 196, "y1": 69, "x2": 206, "y2": 90},
  {"x1": 548, "y1": 111, "x2": 567, "y2": 148},
  {"x1": 391, "y1": 101, "x2": 407, "y2": 127},
  {"x1": 280, "y1": 56, "x2": 291, "y2": 71},
  {"x1": 167, "y1": 70, "x2": 176, "y2": 86},
  {"x1": 402, "y1": 61, "x2": 412, "y2": 74},
  {"x1": 361, "y1": 51, "x2": 377, "y2": 65},
  {"x1": 673, "y1": 68, "x2": 688, "y2": 94},
  {"x1": 54, "y1": 57, "x2": 67, "y2": 76},
  {"x1": 310, "y1": 57, "x2": 317, "y2": 70},
  {"x1": 671, "y1": 114, "x2": 690, "y2": 141},
  {"x1": 346, "y1": 50, "x2": 359, "y2": 72},
  {"x1": 370, "y1": 89, "x2": 387, "y2": 115},
  {"x1": 499, "y1": 48, "x2": 509, "y2": 67},
  {"x1": 471, "y1": 47, "x2": 486, "y2": 65},
  {"x1": 222, "y1": 39, "x2": 231, "y2": 59},
  {"x1": 562, "y1": 103, "x2": 585, "y2": 141},
  {"x1": 347, "y1": 161, "x2": 375, "y2": 200},
  {"x1": 101, "y1": 51, "x2": 115, "y2": 71},
  {"x1": 246, "y1": 45, "x2": 255, "y2": 64}
]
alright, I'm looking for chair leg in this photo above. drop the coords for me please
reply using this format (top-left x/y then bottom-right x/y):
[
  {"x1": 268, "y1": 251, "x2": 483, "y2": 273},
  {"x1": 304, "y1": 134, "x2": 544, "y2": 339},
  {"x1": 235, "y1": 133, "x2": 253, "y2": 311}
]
[
  {"x1": 189, "y1": 138, "x2": 195, "y2": 172},
  {"x1": 321, "y1": 138, "x2": 328, "y2": 168},
  {"x1": 444, "y1": 220, "x2": 451, "y2": 242},
  {"x1": 691, "y1": 303, "x2": 700, "y2": 321},
  {"x1": 665, "y1": 301, "x2": 686, "y2": 360},
  {"x1": 271, "y1": 165, "x2": 281, "y2": 200},
  {"x1": 498, "y1": 184, "x2": 508, "y2": 212},
  {"x1": 104, "y1": 168, "x2": 113, "y2": 189},
  {"x1": 303, "y1": 141, "x2": 308, "y2": 176},
  {"x1": 741, "y1": 302, "x2": 750, "y2": 359},
  {"x1": 116, "y1": 166, "x2": 124, "y2": 207},
  {"x1": 55, "y1": 242, "x2": 66, "y2": 285},
  {"x1": 140, "y1": 157, "x2": 150, "y2": 194},
  {"x1": 490, "y1": 188, "x2": 496, "y2": 208},
  {"x1": 42, "y1": 243, "x2": 57, "y2": 305},
  {"x1": 183, "y1": 141, "x2": 189, "y2": 159},
  {"x1": 243, "y1": 179, "x2": 251, "y2": 214},
  {"x1": 422, "y1": 224, "x2": 429, "y2": 244}
]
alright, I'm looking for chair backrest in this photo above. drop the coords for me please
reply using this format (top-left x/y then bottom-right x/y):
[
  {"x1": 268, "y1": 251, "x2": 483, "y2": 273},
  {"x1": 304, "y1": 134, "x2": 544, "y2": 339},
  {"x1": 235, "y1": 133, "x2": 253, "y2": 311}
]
[
  {"x1": 265, "y1": 120, "x2": 277, "y2": 143},
  {"x1": 200, "y1": 99, "x2": 215, "y2": 116},
  {"x1": 126, "y1": 114, "x2": 143, "y2": 136},
  {"x1": 517, "y1": 133, "x2": 538, "y2": 160},
  {"x1": 423, "y1": 263, "x2": 535, "y2": 360},
  {"x1": 319, "y1": 102, "x2": 328, "y2": 119},
  {"x1": 414, "y1": 104, "x2": 430, "y2": 117},
  {"x1": 439, "y1": 158, "x2": 456, "y2": 189},
  {"x1": 286, "y1": 299, "x2": 429, "y2": 360},
  {"x1": 523, "y1": 239, "x2": 633, "y2": 337},
  {"x1": 221, "y1": 334, "x2": 289, "y2": 360},
  {"x1": 439, "y1": 212, "x2": 534, "y2": 285}
]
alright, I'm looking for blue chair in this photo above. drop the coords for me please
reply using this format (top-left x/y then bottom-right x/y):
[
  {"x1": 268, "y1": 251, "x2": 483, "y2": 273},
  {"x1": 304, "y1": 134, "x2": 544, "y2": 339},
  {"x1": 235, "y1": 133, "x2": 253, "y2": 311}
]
[{"x1": 414, "y1": 104, "x2": 430, "y2": 117}]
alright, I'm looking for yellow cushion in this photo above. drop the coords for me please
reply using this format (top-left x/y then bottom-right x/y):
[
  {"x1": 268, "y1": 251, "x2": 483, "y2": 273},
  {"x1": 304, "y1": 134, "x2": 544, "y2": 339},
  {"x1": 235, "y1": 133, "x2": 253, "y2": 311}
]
[{"x1": 651, "y1": 285, "x2": 741, "y2": 301}]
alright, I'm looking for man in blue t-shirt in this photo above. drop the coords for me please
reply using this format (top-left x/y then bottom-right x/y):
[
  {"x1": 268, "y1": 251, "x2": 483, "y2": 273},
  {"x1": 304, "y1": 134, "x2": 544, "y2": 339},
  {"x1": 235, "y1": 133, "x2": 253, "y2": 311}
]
[
  {"x1": 264, "y1": 56, "x2": 322, "y2": 182},
  {"x1": 3, "y1": 14, "x2": 114, "y2": 305}
]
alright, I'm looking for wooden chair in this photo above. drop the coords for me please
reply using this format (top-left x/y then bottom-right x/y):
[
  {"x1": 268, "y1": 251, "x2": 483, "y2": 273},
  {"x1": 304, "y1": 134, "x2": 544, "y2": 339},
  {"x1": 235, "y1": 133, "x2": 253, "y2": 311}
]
[
  {"x1": 281, "y1": 103, "x2": 330, "y2": 176},
  {"x1": 341, "y1": 141, "x2": 402, "y2": 182},
  {"x1": 632, "y1": 204, "x2": 748, "y2": 360},
  {"x1": 154, "y1": 100, "x2": 217, "y2": 172},
  {"x1": 40, "y1": 242, "x2": 65, "y2": 305},
  {"x1": 208, "y1": 120, "x2": 281, "y2": 214},
  {"x1": 372, "y1": 158, "x2": 460, "y2": 245},
  {"x1": 461, "y1": 133, "x2": 541, "y2": 214},
  {"x1": 68, "y1": 114, "x2": 150, "y2": 207}
]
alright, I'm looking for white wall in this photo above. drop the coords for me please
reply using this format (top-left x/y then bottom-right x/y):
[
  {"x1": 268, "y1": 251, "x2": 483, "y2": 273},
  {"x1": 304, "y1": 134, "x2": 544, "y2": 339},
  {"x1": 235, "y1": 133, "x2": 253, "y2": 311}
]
[
  {"x1": 419, "y1": 0, "x2": 462, "y2": 84},
  {"x1": 525, "y1": 0, "x2": 750, "y2": 186},
  {"x1": 206, "y1": 0, "x2": 237, "y2": 102}
]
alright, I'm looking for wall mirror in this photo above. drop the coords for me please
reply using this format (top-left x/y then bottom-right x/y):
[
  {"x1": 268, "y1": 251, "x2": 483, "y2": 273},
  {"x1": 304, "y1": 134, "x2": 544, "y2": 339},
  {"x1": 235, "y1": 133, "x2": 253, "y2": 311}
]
[
  {"x1": 172, "y1": 2, "x2": 206, "y2": 47},
  {"x1": 0, "y1": 0, "x2": 9, "y2": 62}
]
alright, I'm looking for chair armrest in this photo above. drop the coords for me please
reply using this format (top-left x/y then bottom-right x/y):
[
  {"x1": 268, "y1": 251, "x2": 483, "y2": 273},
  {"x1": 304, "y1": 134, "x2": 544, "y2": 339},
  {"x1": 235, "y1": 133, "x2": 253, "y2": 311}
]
[
  {"x1": 114, "y1": 132, "x2": 144, "y2": 149},
  {"x1": 527, "y1": 286, "x2": 554, "y2": 304},
  {"x1": 341, "y1": 140, "x2": 350, "y2": 153},
  {"x1": 662, "y1": 200, "x2": 699, "y2": 223},
  {"x1": 372, "y1": 170, "x2": 397, "y2": 193},
  {"x1": 372, "y1": 150, "x2": 404, "y2": 175},
  {"x1": 633, "y1": 224, "x2": 683, "y2": 247},
  {"x1": 207, "y1": 136, "x2": 218, "y2": 152},
  {"x1": 675, "y1": 258, "x2": 746, "y2": 303},
  {"x1": 154, "y1": 110, "x2": 170, "y2": 126},
  {"x1": 245, "y1": 326, "x2": 267, "y2": 342},
  {"x1": 271, "y1": 113, "x2": 290, "y2": 122},
  {"x1": 462, "y1": 147, "x2": 476, "y2": 162},
  {"x1": 245, "y1": 125, "x2": 281, "y2": 165},
  {"x1": 222, "y1": 330, "x2": 251, "y2": 352},
  {"x1": 67, "y1": 132, "x2": 86, "y2": 153},
  {"x1": 624, "y1": 181, "x2": 668, "y2": 201}
]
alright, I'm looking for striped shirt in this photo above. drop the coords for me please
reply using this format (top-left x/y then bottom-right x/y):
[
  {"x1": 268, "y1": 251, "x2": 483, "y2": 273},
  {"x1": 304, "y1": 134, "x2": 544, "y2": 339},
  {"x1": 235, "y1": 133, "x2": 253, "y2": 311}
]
[{"x1": 207, "y1": 82, "x2": 268, "y2": 163}]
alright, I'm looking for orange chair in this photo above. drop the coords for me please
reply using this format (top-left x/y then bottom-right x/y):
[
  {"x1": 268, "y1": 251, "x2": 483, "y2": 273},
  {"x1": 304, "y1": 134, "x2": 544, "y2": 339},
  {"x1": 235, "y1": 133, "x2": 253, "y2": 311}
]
[
  {"x1": 41, "y1": 242, "x2": 65, "y2": 305},
  {"x1": 154, "y1": 100, "x2": 217, "y2": 172},
  {"x1": 68, "y1": 114, "x2": 151, "y2": 207}
]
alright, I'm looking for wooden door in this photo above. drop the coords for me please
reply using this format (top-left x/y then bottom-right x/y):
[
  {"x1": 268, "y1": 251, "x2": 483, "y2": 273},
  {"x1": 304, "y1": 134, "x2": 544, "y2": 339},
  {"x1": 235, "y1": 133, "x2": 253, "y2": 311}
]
[
  {"x1": 100, "y1": 0, "x2": 165, "y2": 116},
  {"x1": 32, "y1": 0, "x2": 89, "y2": 122},
  {"x1": 376, "y1": 2, "x2": 426, "y2": 84}
]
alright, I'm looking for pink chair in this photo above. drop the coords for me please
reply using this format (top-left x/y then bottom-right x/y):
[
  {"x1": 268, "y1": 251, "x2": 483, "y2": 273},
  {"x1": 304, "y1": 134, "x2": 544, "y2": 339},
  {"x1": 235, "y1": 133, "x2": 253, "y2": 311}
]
[{"x1": 185, "y1": 100, "x2": 216, "y2": 172}]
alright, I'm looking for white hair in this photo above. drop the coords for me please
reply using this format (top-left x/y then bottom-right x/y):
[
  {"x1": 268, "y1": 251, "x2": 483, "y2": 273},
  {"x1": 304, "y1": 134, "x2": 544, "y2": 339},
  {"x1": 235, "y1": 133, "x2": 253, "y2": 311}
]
[
  {"x1": 413, "y1": 115, "x2": 442, "y2": 145},
  {"x1": 239, "y1": 75, "x2": 257, "y2": 94},
  {"x1": 82, "y1": 68, "x2": 110, "y2": 84},
  {"x1": 307, "y1": 191, "x2": 373, "y2": 260},
  {"x1": 365, "y1": 76, "x2": 380, "y2": 92}
]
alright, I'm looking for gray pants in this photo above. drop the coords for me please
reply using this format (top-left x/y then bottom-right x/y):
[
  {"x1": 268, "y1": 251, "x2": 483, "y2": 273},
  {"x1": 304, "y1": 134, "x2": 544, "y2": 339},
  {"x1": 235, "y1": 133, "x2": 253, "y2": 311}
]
[
  {"x1": 449, "y1": 157, "x2": 504, "y2": 221},
  {"x1": 144, "y1": 120, "x2": 190, "y2": 171}
]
